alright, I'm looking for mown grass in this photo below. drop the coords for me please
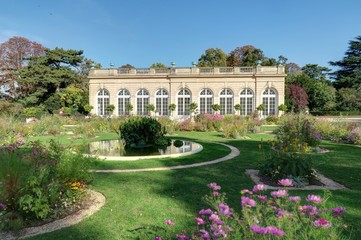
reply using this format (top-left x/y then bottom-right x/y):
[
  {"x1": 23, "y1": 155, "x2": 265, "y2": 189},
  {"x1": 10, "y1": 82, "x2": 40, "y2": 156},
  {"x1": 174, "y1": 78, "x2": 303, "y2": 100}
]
[{"x1": 25, "y1": 131, "x2": 361, "y2": 239}]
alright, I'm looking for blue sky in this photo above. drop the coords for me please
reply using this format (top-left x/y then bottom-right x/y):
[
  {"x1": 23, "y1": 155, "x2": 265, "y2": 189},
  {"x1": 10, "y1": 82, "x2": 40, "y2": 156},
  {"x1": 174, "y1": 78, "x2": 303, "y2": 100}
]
[{"x1": 1, "y1": 0, "x2": 360, "y2": 69}]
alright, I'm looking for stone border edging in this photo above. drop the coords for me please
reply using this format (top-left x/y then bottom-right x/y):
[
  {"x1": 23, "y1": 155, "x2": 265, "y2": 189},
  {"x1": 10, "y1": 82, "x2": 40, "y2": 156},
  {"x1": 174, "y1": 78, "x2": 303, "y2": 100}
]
[
  {"x1": 0, "y1": 190, "x2": 106, "y2": 240},
  {"x1": 94, "y1": 142, "x2": 240, "y2": 173},
  {"x1": 246, "y1": 169, "x2": 347, "y2": 190}
]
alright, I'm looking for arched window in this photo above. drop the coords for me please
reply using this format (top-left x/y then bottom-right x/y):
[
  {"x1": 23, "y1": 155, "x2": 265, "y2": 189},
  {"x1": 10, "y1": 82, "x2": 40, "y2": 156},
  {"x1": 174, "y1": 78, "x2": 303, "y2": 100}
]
[
  {"x1": 199, "y1": 89, "x2": 213, "y2": 114},
  {"x1": 177, "y1": 89, "x2": 191, "y2": 116},
  {"x1": 136, "y1": 89, "x2": 149, "y2": 116},
  {"x1": 97, "y1": 89, "x2": 110, "y2": 116},
  {"x1": 240, "y1": 88, "x2": 254, "y2": 115},
  {"x1": 155, "y1": 89, "x2": 169, "y2": 116},
  {"x1": 219, "y1": 88, "x2": 233, "y2": 115},
  {"x1": 118, "y1": 89, "x2": 130, "y2": 116},
  {"x1": 262, "y1": 88, "x2": 277, "y2": 116}
]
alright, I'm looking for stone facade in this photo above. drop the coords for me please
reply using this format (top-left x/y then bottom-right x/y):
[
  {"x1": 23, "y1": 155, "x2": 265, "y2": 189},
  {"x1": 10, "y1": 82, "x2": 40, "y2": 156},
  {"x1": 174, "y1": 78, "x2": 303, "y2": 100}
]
[{"x1": 88, "y1": 66, "x2": 286, "y2": 118}]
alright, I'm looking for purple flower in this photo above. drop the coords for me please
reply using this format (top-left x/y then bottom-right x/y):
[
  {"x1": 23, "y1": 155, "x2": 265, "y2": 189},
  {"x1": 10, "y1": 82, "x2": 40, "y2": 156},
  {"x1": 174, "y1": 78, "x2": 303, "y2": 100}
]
[
  {"x1": 226, "y1": 225, "x2": 233, "y2": 232},
  {"x1": 0, "y1": 203, "x2": 6, "y2": 209},
  {"x1": 176, "y1": 234, "x2": 190, "y2": 240},
  {"x1": 211, "y1": 224, "x2": 227, "y2": 238},
  {"x1": 218, "y1": 203, "x2": 231, "y2": 216},
  {"x1": 199, "y1": 209, "x2": 212, "y2": 215},
  {"x1": 300, "y1": 205, "x2": 320, "y2": 217},
  {"x1": 165, "y1": 219, "x2": 175, "y2": 226},
  {"x1": 209, "y1": 214, "x2": 220, "y2": 222},
  {"x1": 306, "y1": 194, "x2": 323, "y2": 204},
  {"x1": 154, "y1": 237, "x2": 162, "y2": 240},
  {"x1": 195, "y1": 217, "x2": 205, "y2": 225},
  {"x1": 270, "y1": 189, "x2": 288, "y2": 198},
  {"x1": 250, "y1": 225, "x2": 267, "y2": 235},
  {"x1": 199, "y1": 229, "x2": 210, "y2": 240},
  {"x1": 276, "y1": 208, "x2": 293, "y2": 218},
  {"x1": 265, "y1": 226, "x2": 285, "y2": 236},
  {"x1": 241, "y1": 196, "x2": 256, "y2": 208},
  {"x1": 241, "y1": 189, "x2": 253, "y2": 195},
  {"x1": 289, "y1": 196, "x2": 301, "y2": 202},
  {"x1": 313, "y1": 218, "x2": 331, "y2": 228},
  {"x1": 208, "y1": 182, "x2": 221, "y2": 191},
  {"x1": 257, "y1": 195, "x2": 267, "y2": 202},
  {"x1": 253, "y1": 184, "x2": 266, "y2": 192},
  {"x1": 332, "y1": 207, "x2": 346, "y2": 217},
  {"x1": 278, "y1": 178, "x2": 293, "y2": 187}
]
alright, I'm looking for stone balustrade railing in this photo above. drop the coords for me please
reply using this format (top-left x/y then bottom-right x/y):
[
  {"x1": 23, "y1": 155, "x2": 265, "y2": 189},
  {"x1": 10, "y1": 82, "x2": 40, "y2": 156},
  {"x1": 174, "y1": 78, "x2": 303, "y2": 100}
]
[{"x1": 89, "y1": 66, "x2": 285, "y2": 76}]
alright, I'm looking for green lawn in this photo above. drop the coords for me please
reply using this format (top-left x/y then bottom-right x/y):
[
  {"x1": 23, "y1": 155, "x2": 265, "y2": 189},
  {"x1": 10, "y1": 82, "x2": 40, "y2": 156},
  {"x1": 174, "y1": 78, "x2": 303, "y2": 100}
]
[{"x1": 26, "y1": 131, "x2": 361, "y2": 239}]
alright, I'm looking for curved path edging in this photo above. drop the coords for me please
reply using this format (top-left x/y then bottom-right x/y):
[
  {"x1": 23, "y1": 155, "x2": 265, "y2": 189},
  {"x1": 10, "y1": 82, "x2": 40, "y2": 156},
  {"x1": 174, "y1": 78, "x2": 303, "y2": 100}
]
[
  {"x1": 94, "y1": 142, "x2": 240, "y2": 173},
  {"x1": 0, "y1": 190, "x2": 106, "y2": 240}
]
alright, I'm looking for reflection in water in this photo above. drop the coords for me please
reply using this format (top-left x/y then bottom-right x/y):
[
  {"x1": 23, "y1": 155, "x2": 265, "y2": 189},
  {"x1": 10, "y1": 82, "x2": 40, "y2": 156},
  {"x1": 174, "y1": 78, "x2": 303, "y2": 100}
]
[{"x1": 87, "y1": 140, "x2": 198, "y2": 157}]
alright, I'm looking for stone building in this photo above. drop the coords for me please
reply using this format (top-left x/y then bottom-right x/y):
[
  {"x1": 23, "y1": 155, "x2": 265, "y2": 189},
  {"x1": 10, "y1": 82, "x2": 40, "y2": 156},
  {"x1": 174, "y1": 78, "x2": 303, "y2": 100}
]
[{"x1": 88, "y1": 66, "x2": 286, "y2": 118}]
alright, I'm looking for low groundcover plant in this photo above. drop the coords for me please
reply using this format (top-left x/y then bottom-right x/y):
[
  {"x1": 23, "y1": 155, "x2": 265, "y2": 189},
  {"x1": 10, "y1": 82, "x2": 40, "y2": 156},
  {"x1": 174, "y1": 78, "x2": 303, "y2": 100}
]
[{"x1": 152, "y1": 180, "x2": 347, "y2": 239}]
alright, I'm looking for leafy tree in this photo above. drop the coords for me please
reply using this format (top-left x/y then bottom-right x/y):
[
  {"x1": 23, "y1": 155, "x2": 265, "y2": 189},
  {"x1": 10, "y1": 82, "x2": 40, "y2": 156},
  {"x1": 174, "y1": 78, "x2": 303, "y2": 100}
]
[
  {"x1": 302, "y1": 64, "x2": 331, "y2": 82},
  {"x1": 0, "y1": 36, "x2": 45, "y2": 98},
  {"x1": 336, "y1": 88, "x2": 361, "y2": 111},
  {"x1": 59, "y1": 85, "x2": 86, "y2": 110},
  {"x1": 16, "y1": 48, "x2": 85, "y2": 109},
  {"x1": 285, "y1": 62, "x2": 302, "y2": 75},
  {"x1": 227, "y1": 45, "x2": 265, "y2": 67},
  {"x1": 330, "y1": 36, "x2": 361, "y2": 90},
  {"x1": 285, "y1": 84, "x2": 308, "y2": 112},
  {"x1": 307, "y1": 81, "x2": 336, "y2": 111},
  {"x1": 119, "y1": 64, "x2": 135, "y2": 69},
  {"x1": 197, "y1": 48, "x2": 227, "y2": 67},
  {"x1": 150, "y1": 62, "x2": 168, "y2": 68},
  {"x1": 261, "y1": 57, "x2": 277, "y2": 66}
]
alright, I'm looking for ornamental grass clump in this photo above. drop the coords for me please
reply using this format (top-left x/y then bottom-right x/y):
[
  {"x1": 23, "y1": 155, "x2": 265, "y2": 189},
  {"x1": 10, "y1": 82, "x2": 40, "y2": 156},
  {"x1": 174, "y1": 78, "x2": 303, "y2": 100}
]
[{"x1": 149, "y1": 182, "x2": 348, "y2": 240}]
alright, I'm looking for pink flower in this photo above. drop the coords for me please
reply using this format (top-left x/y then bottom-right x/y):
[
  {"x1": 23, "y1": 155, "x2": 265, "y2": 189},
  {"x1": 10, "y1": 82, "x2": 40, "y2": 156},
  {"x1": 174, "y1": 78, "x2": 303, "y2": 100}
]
[
  {"x1": 241, "y1": 189, "x2": 253, "y2": 195},
  {"x1": 332, "y1": 207, "x2": 346, "y2": 217},
  {"x1": 225, "y1": 225, "x2": 233, "y2": 232},
  {"x1": 154, "y1": 237, "x2": 162, "y2": 240},
  {"x1": 306, "y1": 194, "x2": 323, "y2": 204},
  {"x1": 289, "y1": 196, "x2": 301, "y2": 202},
  {"x1": 199, "y1": 209, "x2": 212, "y2": 215},
  {"x1": 241, "y1": 196, "x2": 256, "y2": 208},
  {"x1": 270, "y1": 189, "x2": 288, "y2": 198},
  {"x1": 208, "y1": 182, "x2": 221, "y2": 191},
  {"x1": 276, "y1": 208, "x2": 293, "y2": 218},
  {"x1": 211, "y1": 224, "x2": 227, "y2": 238},
  {"x1": 209, "y1": 214, "x2": 220, "y2": 222},
  {"x1": 252, "y1": 184, "x2": 266, "y2": 192},
  {"x1": 278, "y1": 178, "x2": 293, "y2": 187},
  {"x1": 195, "y1": 217, "x2": 205, "y2": 225},
  {"x1": 165, "y1": 219, "x2": 175, "y2": 226},
  {"x1": 250, "y1": 225, "x2": 267, "y2": 234},
  {"x1": 313, "y1": 218, "x2": 331, "y2": 228},
  {"x1": 218, "y1": 203, "x2": 231, "y2": 216},
  {"x1": 257, "y1": 195, "x2": 267, "y2": 202},
  {"x1": 212, "y1": 191, "x2": 219, "y2": 197},
  {"x1": 300, "y1": 205, "x2": 320, "y2": 216},
  {"x1": 265, "y1": 226, "x2": 285, "y2": 236}
]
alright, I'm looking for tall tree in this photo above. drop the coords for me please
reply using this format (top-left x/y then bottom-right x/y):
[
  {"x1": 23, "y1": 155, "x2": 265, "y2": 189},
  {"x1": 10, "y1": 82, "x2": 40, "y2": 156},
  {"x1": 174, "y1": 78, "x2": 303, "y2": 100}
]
[
  {"x1": 16, "y1": 48, "x2": 84, "y2": 109},
  {"x1": 302, "y1": 64, "x2": 331, "y2": 82},
  {"x1": 119, "y1": 64, "x2": 135, "y2": 69},
  {"x1": 0, "y1": 36, "x2": 45, "y2": 98},
  {"x1": 330, "y1": 36, "x2": 361, "y2": 89},
  {"x1": 197, "y1": 48, "x2": 227, "y2": 67}
]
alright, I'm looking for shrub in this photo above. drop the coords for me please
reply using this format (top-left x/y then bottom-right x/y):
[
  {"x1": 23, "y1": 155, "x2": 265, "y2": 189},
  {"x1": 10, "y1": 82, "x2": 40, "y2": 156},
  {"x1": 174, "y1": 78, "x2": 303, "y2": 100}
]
[
  {"x1": 142, "y1": 183, "x2": 347, "y2": 239},
  {"x1": 119, "y1": 117, "x2": 168, "y2": 147},
  {"x1": 275, "y1": 113, "x2": 321, "y2": 152},
  {"x1": 0, "y1": 140, "x2": 93, "y2": 230}
]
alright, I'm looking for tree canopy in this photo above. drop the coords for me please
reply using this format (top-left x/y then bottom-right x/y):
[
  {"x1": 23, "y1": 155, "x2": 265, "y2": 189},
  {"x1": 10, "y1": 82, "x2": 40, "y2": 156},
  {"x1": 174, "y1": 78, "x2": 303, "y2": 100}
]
[
  {"x1": 0, "y1": 36, "x2": 45, "y2": 98},
  {"x1": 150, "y1": 62, "x2": 168, "y2": 68},
  {"x1": 330, "y1": 35, "x2": 361, "y2": 90},
  {"x1": 197, "y1": 48, "x2": 227, "y2": 67}
]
